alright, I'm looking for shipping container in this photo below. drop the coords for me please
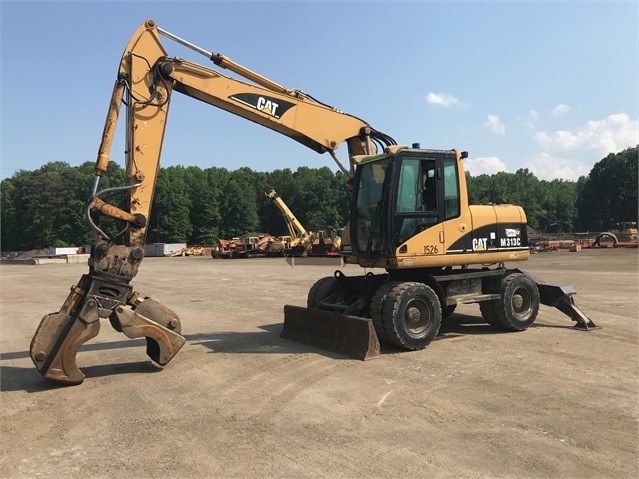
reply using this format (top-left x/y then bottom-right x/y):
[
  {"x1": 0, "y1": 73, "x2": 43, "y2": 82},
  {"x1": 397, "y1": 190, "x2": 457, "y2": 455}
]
[{"x1": 144, "y1": 243, "x2": 187, "y2": 257}]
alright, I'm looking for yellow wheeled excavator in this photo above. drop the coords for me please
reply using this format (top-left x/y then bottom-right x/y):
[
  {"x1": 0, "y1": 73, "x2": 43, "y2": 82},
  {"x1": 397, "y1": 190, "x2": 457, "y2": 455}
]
[{"x1": 30, "y1": 19, "x2": 597, "y2": 385}]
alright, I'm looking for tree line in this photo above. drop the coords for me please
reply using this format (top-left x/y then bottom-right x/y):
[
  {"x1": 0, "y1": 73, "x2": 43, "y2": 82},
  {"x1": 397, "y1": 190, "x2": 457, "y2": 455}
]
[{"x1": 1, "y1": 146, "x2": 636, "y2": 252}]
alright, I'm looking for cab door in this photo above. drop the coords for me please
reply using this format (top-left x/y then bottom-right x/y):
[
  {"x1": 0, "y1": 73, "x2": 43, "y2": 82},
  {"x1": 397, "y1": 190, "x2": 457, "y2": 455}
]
[{"x1": 392, "y1": 153, "x2": 445, "y2": 257}]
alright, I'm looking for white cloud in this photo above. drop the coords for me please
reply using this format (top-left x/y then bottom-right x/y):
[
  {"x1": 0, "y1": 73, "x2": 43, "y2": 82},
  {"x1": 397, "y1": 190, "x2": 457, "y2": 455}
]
[
  {"x1": 552, "y1": 104, "x2": 571, "y2": 116},
  {"x1": 529, "y1": 113, "x2": 638, "y2": 180},
  {"x1": 524, "y1": 152, "x2": 592, "y2": 181},
  {"x1": 518, "y1": 109, "x2": 540, "y2": 129},
  {"x1": 485, "y1": 114, "x2": 506, "y2": 135},
  {"x1": 425, "y1": 92, "x2": 468, "y2": 108},
  {"x1": 533, "y1": 113, "x2": 639, "y2": 153},
  {"x1": 464, "y1": 156, "x2": 507, "y2": 176}
]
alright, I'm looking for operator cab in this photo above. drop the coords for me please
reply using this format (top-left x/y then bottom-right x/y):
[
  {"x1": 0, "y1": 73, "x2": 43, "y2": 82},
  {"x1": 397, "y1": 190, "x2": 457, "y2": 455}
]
[{"x1": 350, "y1": 146, "x2": 466, "y2": 258}]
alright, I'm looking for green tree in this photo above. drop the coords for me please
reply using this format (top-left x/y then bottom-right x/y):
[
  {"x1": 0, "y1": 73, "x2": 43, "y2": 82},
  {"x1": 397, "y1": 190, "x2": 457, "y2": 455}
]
[
  {"x1": 539, "y1": 179, "x2": 578, "y2": 232},
  {"x1": 467, "y1": 168, "x2": 581, "y2": 231},
  {"x1": 576, "y1": 146, "x2": 638, "y2": 231},
  {"x1": 292, "y1": 166, "x2": 346, "y2": 231},
  {"x1": 184, "y1": 166, "x2": 222, "y2": 245},
  {"x1": 220, "y1": 168, "x2": 259, "y2": 237},
  {"x1": 13, "y1": 162, "x2": 77, "y2": 249},
  {"x1": 0, "y1": 179, "x2": 19, "y2": 251},
  {"x1": 148, "y1": 166, "x2": 193, "y2": 243}
]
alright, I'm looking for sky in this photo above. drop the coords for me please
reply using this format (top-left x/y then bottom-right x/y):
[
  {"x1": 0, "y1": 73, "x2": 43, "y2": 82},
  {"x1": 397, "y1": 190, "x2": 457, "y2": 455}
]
[{"x1": 1, "y1": 0, "x2": 638, "y2": 182}]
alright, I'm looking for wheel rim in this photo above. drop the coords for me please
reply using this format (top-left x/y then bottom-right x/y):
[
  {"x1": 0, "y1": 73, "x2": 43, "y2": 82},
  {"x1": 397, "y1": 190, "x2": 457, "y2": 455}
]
[
  {"x1": 403, "y1": 298, "x2": 431, "y2": 336},
  {"x1": 511, "y1": 287, "x2": 533, "y2": 319}
]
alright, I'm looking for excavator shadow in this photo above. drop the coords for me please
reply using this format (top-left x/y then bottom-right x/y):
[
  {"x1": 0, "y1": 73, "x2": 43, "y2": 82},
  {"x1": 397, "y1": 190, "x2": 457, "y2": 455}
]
[
  {"x1": 1, "y1": 339, "x2": 164, "y2": 392},
  {"x1": 0, "y1": 360, "x2": 162, "y2": 393},
  {"x1": 185, "y1": 323, "x2": 352, "y2": 360},
  {"x1": 2, "y1": 323, "x2": 346, "y2": 392},
  {"x1": 437, "y1": 313, "x2": 505, "y2": 339},
  {"x1": 436, "y1": 312, "x2": 579, "y2": 341},
  {"x1": 6, "y1": 315, "x2": 580, "y2": 392}
]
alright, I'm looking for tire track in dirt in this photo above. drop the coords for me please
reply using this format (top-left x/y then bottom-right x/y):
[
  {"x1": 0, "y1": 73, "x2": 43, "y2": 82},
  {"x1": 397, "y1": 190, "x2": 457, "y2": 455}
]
[{"x1": 215, "y1": 353, "x2": 345, "y2": 419}]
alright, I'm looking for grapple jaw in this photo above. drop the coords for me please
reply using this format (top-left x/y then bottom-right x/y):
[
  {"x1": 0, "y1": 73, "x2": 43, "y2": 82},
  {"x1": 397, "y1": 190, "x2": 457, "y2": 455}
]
[
  {"x1": 31, "y1": 311, "x2": 101, "y2": 385},
  {"x1": 113, "y1": 305, "x2": 185, "y2": 365}
]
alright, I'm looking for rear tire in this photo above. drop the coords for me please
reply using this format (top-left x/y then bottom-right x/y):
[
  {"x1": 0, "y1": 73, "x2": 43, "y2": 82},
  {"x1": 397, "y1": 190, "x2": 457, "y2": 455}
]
[
  {"x1": 479, "y1": 301, "x2": 499, "y2": 328},
  {"x1": 480, "y1": 273, "x2": 540, "y2": 331},
  {"x1": 375, "y1": 282, "x2": 442, "y2": 350}
]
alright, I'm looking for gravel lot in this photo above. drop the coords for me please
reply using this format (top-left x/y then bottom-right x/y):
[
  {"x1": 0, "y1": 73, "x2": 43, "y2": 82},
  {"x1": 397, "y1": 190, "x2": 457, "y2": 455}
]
[{"x1": 1, "y1": 248, "x2": 637, "y2": 478}]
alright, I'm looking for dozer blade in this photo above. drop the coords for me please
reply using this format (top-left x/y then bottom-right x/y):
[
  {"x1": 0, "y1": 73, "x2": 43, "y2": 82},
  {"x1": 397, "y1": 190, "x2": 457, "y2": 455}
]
[
  {"x1": 30, "y1": 311, "x2": 100, "y2": 385},
  {"x1": 282, "y1": 305, "x2": 381, "y2": 360}
]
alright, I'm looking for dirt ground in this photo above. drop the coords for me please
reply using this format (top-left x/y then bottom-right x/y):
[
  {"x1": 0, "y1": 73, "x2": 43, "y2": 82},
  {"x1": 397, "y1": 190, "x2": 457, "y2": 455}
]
[{"x1": 1, "y1": 248, "x2": 637, "y2": 479}]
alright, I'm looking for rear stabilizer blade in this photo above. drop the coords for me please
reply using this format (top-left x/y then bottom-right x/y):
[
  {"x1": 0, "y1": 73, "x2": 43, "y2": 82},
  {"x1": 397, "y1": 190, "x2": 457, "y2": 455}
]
[
  {"x1": 537, "y1": 283, "x2": 600, "y2": 330},
  {"x1": 282, "y1": 305, "x2": 381, "y2": 360},
  {"x1": 518, "y1": 269, "x2": 600, "y2": 330}
]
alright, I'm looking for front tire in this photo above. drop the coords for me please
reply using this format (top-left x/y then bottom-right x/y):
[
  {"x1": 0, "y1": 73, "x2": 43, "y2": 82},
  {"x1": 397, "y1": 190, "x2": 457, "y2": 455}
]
[
  {"x1": 370, "y1": 281, "x2": 402, "y2": 345},
  {"x1": 480, "y1": 272, "x2": 540, "y2": 331},
  {"x1": 373, "y1": 282, "x2": 442, "y2": 350},
  {"x1": 307, "y1": 276, "x2": 338, "y2": 309}
]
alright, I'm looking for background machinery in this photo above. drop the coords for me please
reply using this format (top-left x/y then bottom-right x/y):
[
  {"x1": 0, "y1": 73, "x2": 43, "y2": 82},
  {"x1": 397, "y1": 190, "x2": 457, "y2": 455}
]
[
  {"x1": 213, "y1": 233, "x2": 274, "y2": 259},
  {"x1": 30, "y1": 19, "x2": 596, "y2": 384},
  {"x1": 170, "y1": 246, "x2": 205, "y2": 257},
  {"x1": 592, "y1": 220, "x2": 638, "y2": 247},
  {"x1": 265, "y1": 189, "x2": 340, "y2": 257}
]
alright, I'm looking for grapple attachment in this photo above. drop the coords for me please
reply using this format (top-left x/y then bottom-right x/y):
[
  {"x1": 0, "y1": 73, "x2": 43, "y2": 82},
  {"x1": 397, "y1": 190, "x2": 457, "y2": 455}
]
[
  {"x1": 281, "y1": 305, "x2": 381, "y2": 360},
  {"x1": 30, "y1": 244, "x2": 186, "y2": 385}
]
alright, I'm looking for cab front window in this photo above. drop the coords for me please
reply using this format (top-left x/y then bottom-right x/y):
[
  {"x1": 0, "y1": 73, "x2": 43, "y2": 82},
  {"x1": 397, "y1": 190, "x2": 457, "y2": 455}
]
[{"x1": 353, "y1": 158, "x2": 389, "y2": 254}]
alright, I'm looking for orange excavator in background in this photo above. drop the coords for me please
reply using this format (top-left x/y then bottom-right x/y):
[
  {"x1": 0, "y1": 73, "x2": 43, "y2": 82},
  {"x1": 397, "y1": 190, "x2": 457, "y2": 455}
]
[{"x1": 30, "y1": 19, "x2": 596, "y2": 385}]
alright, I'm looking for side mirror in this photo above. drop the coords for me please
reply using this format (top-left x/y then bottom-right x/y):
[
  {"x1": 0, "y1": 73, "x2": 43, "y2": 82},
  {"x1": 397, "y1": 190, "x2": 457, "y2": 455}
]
[{"x1": 461, "y1": 151, "x2": 469, "y2": 159}]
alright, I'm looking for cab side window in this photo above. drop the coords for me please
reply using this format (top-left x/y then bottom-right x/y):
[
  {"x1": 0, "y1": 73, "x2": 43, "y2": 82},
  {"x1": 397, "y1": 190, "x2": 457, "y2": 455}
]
[
  {"x1": 396, "y1": 159, "x2": 421, "y2": 212},
  {"x1": 443, "y1": 159, "x2": 460, "y2": 219}
]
